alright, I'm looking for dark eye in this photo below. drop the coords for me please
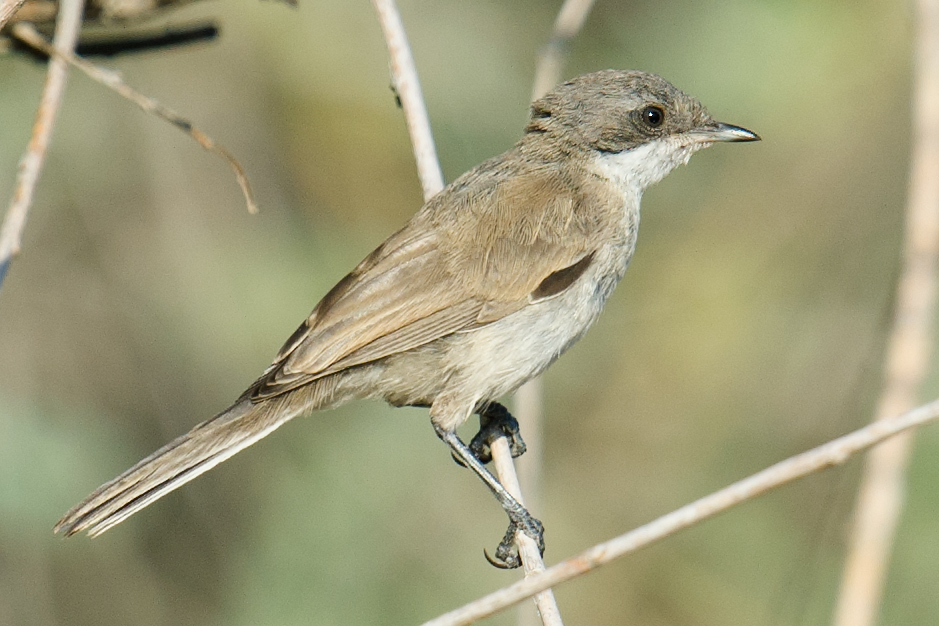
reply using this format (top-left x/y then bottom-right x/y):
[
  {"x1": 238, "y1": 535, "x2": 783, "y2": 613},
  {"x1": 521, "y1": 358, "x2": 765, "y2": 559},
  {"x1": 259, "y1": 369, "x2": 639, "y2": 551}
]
[{"x1": 642, "y1": 105, "x2": 665, "y2": 128}]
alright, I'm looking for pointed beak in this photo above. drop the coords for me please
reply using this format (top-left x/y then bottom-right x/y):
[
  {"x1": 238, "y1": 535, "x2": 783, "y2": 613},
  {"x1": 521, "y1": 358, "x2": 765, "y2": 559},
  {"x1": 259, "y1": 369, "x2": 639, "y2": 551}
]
[{"x1": 692, "y1": 122, "x2": 761, "y2": 143}]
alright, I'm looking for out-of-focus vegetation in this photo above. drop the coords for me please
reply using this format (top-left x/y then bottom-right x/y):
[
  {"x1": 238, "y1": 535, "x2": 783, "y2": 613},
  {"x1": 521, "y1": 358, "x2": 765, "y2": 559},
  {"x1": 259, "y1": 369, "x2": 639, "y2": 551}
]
[{"x1": 1, "y1": 0, "x2": 937, "y2": 624}]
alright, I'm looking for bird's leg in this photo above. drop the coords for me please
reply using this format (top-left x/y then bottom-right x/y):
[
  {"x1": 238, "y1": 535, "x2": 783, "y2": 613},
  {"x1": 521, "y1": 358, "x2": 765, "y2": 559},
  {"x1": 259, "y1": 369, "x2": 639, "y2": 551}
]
[
  {"x1": 434, "y1": 424, "x2": 544, "y2": 569},
  {"x1": 451, "y1": 402, "x2": 526, "y2": 466}
]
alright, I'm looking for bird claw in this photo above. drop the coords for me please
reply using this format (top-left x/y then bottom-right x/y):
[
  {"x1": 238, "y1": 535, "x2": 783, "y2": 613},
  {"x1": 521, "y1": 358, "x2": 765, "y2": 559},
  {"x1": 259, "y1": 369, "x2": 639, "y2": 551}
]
[
  {"x1": 484, "y1": 546, "x2": 518, "y2": 569},
  {"x1": 451, "y1": 403, "x2": 526, "y2": 468},
  {"x1": 471, "y1": 405, "x2": 526, "y2": 463},
  {"x1": 483, "y1": 511, "x2": 545, "y2": 569}
]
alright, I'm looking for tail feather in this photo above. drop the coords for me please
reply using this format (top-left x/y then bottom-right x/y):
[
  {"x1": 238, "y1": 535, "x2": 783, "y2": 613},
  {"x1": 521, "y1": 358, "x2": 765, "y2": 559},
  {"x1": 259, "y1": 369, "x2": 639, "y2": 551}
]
[{"x1": 54, "y1": 398, "x2": 297, "y2": 537}]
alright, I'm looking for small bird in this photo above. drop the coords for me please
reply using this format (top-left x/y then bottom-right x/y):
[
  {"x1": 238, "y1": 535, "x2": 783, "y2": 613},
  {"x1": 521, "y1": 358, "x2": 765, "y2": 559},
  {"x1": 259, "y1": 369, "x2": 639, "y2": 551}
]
[{"x1": 54, "y1": 70, "x2": 758, "y2": 568}]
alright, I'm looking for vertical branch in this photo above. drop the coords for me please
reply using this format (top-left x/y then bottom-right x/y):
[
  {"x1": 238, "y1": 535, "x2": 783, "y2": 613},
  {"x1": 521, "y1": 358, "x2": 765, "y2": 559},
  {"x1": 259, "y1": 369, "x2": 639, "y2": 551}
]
[
  {"x1": 513, "y1": 7, "x2": 595, "y2": 624},
  {"x1": 491, "y1": 437, "x2": 564, "y2": 626},
  {"x1": 0, "y1": 0, "x2": 85, "y2": 290},
  {"x1": 371, "y1": 0, "x2": 444, "y2": 200},
  {"x1": 370, "y1": 1, "x2": 561, "y2": 623},
  {"x1": 0, "y1": 0, "x2": 27, "y2": 30},
  {"x1": 530, "y1": 0, "x2": 597, "y2": 101},
  {"x1": 516, "y1": 0, "x2": 598, "y2": 513},
  {"x1": 832, "y1": 1, "x2": 939, "y2": 625}
]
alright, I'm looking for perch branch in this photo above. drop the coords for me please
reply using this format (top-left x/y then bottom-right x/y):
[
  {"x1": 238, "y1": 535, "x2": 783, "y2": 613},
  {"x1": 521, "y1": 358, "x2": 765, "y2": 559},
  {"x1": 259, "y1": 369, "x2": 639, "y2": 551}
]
[
  {"x1": 0, "y1": 0, "x2": 83, "y2": 291},
  {"x1": 10, "y1": 22, "x2": 258, "y2": 217},
  {"x1": 513, "y1": 4, "x2": 596, "y2": 624},
  {"x1": 491, "y1": 437, "x2": 563, "y2": 626},
  {"x1": 422, "y1": 399, "x2": 939, "y2": 626},
  {"x1": 513, "y1": 0, "x2": 597, "y2": 580},
  {"x1": 370, "y1": 1, "x2": 561, "y2": 623},
  {"x1": 832, "y1": 1, "x2": 939, "y2": 624}
]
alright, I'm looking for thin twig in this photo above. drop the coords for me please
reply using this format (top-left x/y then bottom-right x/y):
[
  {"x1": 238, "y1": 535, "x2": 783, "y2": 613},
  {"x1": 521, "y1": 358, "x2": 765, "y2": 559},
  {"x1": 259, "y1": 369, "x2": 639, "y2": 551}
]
[
  {"x1": 0, "y1": 0, "x2": 27, "y2": 30},
  {"x1": 0, "y1": 0, "x2": 84, "y2": 290},
  {"x1": 530, "y1": 0, "x2": 597, "y2": 101},
  {"x1": 491, "y1": 438, "x2": 563, "y2": 626},
  {"x1": 832, "y1": 1, "x2": 939, "y2": 625},
  {"x1": 10, "y1": 22, "x2": 258, "y2": 217},
  {"x1": 513, "y1": 4, "x2": 597, "y2": 625},
  {"x1": 369, "y1": 1, "x2": 560, "y2": 622},
  {"x1": 513, "y1": 0, "x2": 597, "y2": 591},
  {"x1": 511, "y1": 379, "x2": 544, "y2": 551},
  {"x1": 421, "y1": 399, "x2": 939, "y2": 626},
  {"x1": 371, "y1": 0, "x2": 444, "y2": 201}
]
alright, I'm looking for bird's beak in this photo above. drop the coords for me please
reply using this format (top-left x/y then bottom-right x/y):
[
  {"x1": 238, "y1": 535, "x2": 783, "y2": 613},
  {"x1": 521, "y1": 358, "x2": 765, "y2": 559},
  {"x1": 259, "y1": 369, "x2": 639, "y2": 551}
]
[{"x1": 692, "y1": 122, "x2": 761, "y2": 143}]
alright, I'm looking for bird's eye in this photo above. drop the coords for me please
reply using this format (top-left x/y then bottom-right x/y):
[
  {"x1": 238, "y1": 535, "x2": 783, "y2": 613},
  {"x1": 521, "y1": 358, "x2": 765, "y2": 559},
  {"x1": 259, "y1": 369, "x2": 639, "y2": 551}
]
[{"x1": 642, "y1": 105, "x2": 665, "y2": 128}]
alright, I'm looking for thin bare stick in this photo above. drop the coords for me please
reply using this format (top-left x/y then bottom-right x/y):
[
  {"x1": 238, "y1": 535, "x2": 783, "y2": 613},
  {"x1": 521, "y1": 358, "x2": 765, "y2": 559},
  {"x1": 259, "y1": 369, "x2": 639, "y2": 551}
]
[
  {"x1": 0, "y1": 0, "x2": 27, "y2": 30},
  {"x1": 832, "y1": 2, "x2": 939, "y2": 625},
  {"x1": 370, "y1": 1, "x2": 560, "y2": 622},
  {"x1": 513, "y1": 4, "x2": 598, "y2": 591},
  {"x1": 512, "y1": 379, "x2": 544, "y2": 540},
  {"x1": 513, "y1": 5, "x2": 597, "y2": 625},
  {"x1": 491, "y1": 437, "x2": 563, "y2": 626},
  {"x1": 421, "y1": 399, "x2": 939, "y2": 626},
  {"x1": 10, "y1": 22, "x2": 258, "y2": 217},
  {"x1": 371, "y1": 0, "x2": 444, "y2": 200},
  {"x1": 0, "y1": 0, "x2": 83, "y2": 290},
  {"x1": 530, "y1": 0, "x2": 597, "y2": 101}
]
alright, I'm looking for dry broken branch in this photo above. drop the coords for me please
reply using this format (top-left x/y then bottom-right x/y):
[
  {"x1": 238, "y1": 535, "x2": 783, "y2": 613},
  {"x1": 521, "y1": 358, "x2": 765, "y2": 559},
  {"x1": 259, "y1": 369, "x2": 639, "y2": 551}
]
[
  {"x1": 531, "y1": 0, "x2": 596, "y2": 101},
  {"x1": 491, "y1": 437, "x2": 563, "y2": 626}
]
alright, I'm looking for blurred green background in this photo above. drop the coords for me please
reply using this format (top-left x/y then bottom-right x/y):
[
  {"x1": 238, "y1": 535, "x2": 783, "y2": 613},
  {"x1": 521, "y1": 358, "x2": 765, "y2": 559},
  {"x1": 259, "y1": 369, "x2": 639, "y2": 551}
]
[{"x1": 2, "y1": 0, "x2": 938, "y2": 624}]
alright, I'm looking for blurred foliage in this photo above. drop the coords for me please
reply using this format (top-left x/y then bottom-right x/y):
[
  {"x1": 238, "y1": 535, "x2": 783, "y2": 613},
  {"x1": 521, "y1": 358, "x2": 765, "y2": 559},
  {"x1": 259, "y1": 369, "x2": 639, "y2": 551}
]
[{"x1": 1, "y1": 0, "x2": 937, "y2": 624}]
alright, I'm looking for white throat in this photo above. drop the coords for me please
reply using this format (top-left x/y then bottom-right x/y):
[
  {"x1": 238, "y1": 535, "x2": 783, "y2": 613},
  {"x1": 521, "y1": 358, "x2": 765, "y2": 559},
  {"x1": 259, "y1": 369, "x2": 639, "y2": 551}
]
[{"x1": 590, "y1": 137, "x2": 707, "y2": 197}]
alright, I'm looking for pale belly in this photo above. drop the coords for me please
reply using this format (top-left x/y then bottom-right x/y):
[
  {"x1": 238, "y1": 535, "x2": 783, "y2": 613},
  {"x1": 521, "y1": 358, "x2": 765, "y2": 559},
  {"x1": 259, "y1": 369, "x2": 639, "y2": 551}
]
[{"x1": 373, "y1": 241, "x2": 633, "y2": 430}]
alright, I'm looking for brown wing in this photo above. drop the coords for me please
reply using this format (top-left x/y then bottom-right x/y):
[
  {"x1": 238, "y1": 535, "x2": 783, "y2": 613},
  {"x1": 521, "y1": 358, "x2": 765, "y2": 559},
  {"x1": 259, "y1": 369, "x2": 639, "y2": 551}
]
[
  {"x1": 248, "y1": 157, "x2": 612, "y2": 401},
  {"x1": 248, "y1": 225, "x2": 481, "y2": 399}
]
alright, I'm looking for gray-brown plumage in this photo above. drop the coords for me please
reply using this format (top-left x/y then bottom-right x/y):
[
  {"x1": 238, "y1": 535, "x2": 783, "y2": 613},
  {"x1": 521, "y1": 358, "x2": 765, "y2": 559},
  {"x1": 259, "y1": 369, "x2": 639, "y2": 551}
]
[{"x1": 55, "y1": 70, "x2": 758, "y2": 566}]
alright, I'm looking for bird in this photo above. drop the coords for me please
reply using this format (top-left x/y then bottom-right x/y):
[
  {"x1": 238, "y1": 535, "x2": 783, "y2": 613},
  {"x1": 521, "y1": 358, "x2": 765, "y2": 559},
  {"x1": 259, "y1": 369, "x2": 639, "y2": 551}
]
[{"x1": 54, "y1": 69, "x2": 759, "y2": 568}]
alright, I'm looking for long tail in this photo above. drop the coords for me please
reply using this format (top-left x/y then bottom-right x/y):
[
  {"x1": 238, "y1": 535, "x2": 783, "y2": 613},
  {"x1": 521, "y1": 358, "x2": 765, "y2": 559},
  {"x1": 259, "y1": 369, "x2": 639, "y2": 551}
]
[{"x1": 54, "y1": 397, "x2": 298, "y2": 537}]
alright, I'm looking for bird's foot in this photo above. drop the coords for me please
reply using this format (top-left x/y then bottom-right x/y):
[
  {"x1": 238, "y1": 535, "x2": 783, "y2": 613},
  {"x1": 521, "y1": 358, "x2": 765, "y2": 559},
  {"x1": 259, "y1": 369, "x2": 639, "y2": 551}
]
[
  {"x1": 452, "y1": 402, "x2": 526, "y2": 467},
  {"x1": 433, "y1": 418, "x2": 543, "y2": 569},
  {"x1": 471, "y1": 403, "x2": 527, "y2": 463},
  {"x1": 484, "y1": 510, "x2": 545, "y2": 570}
]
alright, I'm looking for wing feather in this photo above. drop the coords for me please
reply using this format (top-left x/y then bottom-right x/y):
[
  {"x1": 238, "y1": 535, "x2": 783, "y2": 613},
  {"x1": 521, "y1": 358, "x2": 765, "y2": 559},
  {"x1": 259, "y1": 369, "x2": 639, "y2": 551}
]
[
  {"x1": 321, "y1": 299, "x2": 483, "y2": 374},
  {"x1": 250, "y1": 158, "x2": 616, "y2": 401}
]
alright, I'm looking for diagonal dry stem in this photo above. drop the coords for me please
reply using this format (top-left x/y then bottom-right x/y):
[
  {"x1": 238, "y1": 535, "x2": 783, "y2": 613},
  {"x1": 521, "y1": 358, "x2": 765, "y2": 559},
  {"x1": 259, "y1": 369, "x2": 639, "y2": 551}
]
[{"x1": 10, "y1": 22, "x2": 258, "y2": 216}]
